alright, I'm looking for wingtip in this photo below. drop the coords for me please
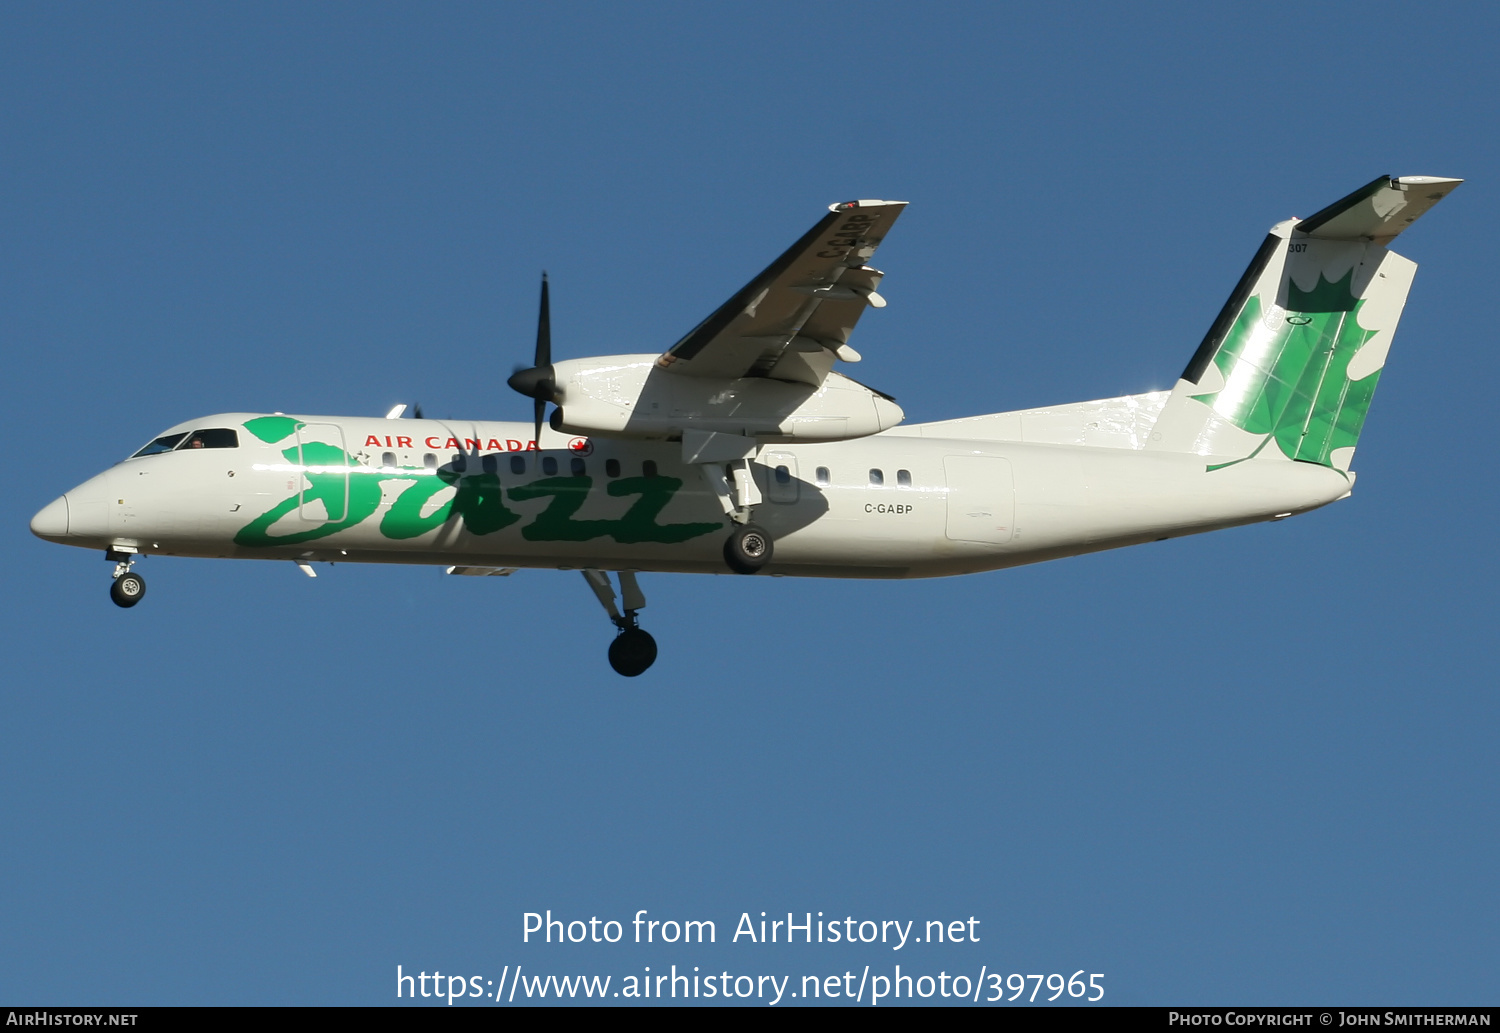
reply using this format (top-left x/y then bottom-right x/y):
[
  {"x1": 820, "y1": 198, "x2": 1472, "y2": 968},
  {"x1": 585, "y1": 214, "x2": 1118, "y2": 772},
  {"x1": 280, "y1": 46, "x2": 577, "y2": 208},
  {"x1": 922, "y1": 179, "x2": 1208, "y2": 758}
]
[
  {"x1": 1396, "y1": 176, "x2": 1463, "y2": 188},
  {"x1": 828, "y1": 199, "x2": 909, "y2": 213}
]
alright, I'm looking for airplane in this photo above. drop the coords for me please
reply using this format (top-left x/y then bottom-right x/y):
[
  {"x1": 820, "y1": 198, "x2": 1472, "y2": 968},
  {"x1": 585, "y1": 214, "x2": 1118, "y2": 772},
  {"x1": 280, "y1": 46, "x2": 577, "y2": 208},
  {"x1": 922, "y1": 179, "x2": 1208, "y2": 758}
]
[{"x1": 30, "y1": 174, "x2": 1461, "y2": 676}]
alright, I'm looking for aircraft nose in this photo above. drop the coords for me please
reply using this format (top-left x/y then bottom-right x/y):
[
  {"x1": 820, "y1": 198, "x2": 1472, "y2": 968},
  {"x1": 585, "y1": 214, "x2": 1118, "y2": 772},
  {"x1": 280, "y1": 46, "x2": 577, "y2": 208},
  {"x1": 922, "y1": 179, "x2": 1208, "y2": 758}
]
[{"x1": 31, "y1": 495, "x2": 69, "y2": 539}]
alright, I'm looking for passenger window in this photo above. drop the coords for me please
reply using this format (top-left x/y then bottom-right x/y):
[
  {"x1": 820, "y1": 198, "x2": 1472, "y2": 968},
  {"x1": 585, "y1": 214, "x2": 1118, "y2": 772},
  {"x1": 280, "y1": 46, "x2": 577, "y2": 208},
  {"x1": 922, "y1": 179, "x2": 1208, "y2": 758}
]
[
  {"x1": 451, "y1": 453, "x2": 467, "y2": 472},
  {"x1": 815, "y1": 466, "x2": 830, "y2": 486},
  {"x1": 181, "y1": 428, "x2": 239, "y2": 450},
  {"x1": 542, "y1": 456, "x2": 558, "y2": 475},
  {"x1": 897, "y1": 469, "x2": 912, "y2": 488},
  {"x1": 643, "y1": 460, "x2": 658, "y2": 478},
  {"x1": 423, "y1": 453, "x2": 437, "y2": 471},
  {"x1": 481, "y1": 454, "x2": 498, "y2": 475},
  {"x1": 570, "y1": 457, "x2": 586, "y2": 476},
  {"x1": 775, "y1": 465, "x2": 791, "y2": 484},
  {"x1": 606, "y1": 458, "x2": 621, "y2": 478},
  {"x1": 510, "y1": 455, "x2": 526, "y2": 475},
  {"x1": 381, "y1": 452, "x2": 396, "y2": 469},
  {"x1": 131, "y1": 432, "x2": 187, "y2": 458},
  {"x1": 869, "y1": 468, "x2": 884, "y2": 486}
]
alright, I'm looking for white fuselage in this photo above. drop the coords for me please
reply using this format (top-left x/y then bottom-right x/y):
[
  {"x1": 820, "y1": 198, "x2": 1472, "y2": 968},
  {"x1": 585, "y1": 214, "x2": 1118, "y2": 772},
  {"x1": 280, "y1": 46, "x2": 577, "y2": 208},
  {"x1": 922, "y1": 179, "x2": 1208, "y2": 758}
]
[{"x1": 34, "y1": 402, "x2": 1353, "y2": 579}]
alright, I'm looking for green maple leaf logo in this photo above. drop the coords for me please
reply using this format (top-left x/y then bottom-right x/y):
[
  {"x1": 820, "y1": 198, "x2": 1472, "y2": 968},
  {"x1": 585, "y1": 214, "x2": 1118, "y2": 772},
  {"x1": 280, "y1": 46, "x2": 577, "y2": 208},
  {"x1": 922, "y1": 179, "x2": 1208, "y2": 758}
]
[{"x1": 1192, "y1": 267, "x2": 1381, "y2": 466}]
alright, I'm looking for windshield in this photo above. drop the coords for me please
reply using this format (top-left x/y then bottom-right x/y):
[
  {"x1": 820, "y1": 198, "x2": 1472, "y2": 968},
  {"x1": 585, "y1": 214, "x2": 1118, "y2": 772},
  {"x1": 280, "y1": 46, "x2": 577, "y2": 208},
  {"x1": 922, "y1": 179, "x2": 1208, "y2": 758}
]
[
  {"x1": 128, "y1": 427, "x2": 239, "y2": 458},
  {"x1": 131, "y1": 433, "x2": 187, "y2": 457},
  {"x1": 180, "y1": 428, "x2": 239, "y2": 449}
]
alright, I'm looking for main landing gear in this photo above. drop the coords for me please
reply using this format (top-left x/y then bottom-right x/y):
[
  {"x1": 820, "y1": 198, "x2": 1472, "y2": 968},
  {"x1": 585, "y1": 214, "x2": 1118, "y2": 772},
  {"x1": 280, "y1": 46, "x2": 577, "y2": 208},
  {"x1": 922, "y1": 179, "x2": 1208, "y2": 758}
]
[
  {"x1": 724, "y1": 523, "x2": 772, "y2": 575},
  {"x1": 699, "y1": 457, "x2": 774, "y2": 575},
  {"x1": 107, "y1": 550, "x2": 146, "y2": 608},
  {"x1": 583, "y1": 569, "x2": 657, "y2": 677}
]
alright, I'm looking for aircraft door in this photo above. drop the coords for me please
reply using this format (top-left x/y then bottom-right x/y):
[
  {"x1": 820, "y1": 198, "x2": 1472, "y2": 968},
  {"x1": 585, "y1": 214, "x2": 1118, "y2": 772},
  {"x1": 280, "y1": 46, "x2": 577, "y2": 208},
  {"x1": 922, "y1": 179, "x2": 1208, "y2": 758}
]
[
  {"x1": 296, "y1": 423, "x2": 350, "y2": 523},
  {"x1": 761, "y1": 451, "x2": 799, "y2": 504},
  {"x1": 943, "y1": 456, "x2": 1014, "y2": 544}
]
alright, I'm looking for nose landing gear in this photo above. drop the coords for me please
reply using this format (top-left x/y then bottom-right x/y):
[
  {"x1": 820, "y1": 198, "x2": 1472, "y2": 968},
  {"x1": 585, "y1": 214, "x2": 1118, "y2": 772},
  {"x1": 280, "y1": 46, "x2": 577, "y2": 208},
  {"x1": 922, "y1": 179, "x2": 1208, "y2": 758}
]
[
  {"x1": 107, "y1": 550, "x2": 146, "y2": 608},
  {"x1": 583, "y1": 569, "x2": 657, "y2": 677},
  {"x1": 110, "y1": 572, "x2": 146, "y2": 607}
]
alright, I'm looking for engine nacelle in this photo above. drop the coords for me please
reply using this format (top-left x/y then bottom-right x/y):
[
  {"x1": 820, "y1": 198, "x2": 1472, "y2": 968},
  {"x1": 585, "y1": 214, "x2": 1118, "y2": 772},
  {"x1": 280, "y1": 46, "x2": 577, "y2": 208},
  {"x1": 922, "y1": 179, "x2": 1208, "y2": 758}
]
[{"x1": 546, "y1": 354, "x2": 903, "y2": 443}]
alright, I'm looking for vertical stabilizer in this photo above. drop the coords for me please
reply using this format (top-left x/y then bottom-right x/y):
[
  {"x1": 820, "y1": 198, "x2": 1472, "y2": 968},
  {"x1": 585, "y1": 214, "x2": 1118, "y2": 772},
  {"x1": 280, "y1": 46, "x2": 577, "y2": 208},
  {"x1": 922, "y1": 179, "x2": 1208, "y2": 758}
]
[{"x1": 1147, "y1": 175, "x2": 1460, "y2": 470}]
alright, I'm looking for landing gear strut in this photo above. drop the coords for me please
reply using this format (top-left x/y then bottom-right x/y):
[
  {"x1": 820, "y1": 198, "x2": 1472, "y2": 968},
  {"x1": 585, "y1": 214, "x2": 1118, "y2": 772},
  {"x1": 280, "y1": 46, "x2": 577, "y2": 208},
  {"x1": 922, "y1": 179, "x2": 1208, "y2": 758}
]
[
  {"x1": 583, "y1": 569, "x2": 657, "y2": 677},
  {"x1": 107, "y1": 549, "x2": 146, "y2": 608},
  {"x1": 699, "y1": 456, "x2": 774, "y2": 575}
]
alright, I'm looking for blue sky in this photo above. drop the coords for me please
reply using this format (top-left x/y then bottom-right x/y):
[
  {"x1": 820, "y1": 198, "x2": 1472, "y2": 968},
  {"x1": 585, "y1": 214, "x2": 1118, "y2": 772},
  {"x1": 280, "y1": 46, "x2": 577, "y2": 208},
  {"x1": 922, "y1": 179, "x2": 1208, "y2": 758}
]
[{"x1": 3, "y1": 2, "x2": 1496, "y2": 1005}]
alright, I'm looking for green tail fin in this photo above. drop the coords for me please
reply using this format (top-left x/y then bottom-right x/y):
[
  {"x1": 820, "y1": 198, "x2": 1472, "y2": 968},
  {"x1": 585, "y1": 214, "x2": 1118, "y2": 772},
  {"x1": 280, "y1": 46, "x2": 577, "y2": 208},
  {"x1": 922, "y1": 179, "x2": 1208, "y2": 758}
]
[{"x1": 1148, "y1": 175, "x2": 1460, "y2": 470}]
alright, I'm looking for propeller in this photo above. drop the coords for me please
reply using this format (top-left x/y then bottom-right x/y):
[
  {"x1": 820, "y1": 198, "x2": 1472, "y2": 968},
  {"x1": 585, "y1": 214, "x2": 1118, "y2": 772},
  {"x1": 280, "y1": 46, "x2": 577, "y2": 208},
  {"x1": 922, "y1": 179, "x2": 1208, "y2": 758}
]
[{"x1": 507, "y1": 273, "x2": 556, "y2": 450}]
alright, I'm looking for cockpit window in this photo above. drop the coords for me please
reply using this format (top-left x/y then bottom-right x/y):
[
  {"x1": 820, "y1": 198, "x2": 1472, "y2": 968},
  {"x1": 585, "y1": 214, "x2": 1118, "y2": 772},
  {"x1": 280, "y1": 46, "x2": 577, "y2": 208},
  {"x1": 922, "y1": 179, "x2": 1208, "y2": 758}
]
[
  {"x1": 131, "y1": 433, "x2": 187, "y2": 457},
  {"x1": 132, "y1": 428, "x2": 241, "y2": 458},
  {"x1": 178, "y1": 428, "x2": 239, "y2": 450}
]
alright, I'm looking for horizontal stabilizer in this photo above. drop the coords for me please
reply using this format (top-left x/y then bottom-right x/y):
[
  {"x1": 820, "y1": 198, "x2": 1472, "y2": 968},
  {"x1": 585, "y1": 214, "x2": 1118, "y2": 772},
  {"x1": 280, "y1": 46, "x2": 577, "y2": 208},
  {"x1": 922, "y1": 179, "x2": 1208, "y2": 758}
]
[{"x1": 1296, "y1": 175, "x2": 1462, "y2": 245}]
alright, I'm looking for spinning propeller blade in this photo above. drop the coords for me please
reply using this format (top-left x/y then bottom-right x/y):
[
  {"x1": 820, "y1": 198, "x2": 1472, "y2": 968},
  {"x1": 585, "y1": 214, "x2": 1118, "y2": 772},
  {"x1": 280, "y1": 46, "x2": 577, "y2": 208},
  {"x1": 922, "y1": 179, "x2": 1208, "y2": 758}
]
[
  {"x1": 507, "y1": 272, "x2": 556, "y2": 451},
  {"x1": 535, "y1": 272, "x2": 551, "y2": 369}
]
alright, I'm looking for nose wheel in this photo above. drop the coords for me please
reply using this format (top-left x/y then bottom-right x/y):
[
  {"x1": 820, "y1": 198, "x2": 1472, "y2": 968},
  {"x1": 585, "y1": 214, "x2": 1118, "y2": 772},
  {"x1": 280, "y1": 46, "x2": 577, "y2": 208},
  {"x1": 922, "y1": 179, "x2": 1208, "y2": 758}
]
[
  {"x1": 110, "y1": 570, "x2": 146, "y2": 608},
  {"x1": 106, "y1": 549, "x2": 146, "y2": 608}
]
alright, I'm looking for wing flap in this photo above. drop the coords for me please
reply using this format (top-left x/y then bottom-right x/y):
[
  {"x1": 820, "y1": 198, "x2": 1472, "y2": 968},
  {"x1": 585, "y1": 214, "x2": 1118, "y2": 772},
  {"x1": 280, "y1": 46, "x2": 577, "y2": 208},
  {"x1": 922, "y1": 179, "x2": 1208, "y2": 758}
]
[{"x1": 658, "y1": 200, "x2": 907, "y2": 384}]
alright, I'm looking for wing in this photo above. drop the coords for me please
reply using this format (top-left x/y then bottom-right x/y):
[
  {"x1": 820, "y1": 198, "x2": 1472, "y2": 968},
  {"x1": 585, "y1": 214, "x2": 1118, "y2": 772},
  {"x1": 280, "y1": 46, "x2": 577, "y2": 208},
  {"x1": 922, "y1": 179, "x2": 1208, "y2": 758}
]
[{"x1": 655, "y1": 199, "x2": 907, "y2": 386}]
